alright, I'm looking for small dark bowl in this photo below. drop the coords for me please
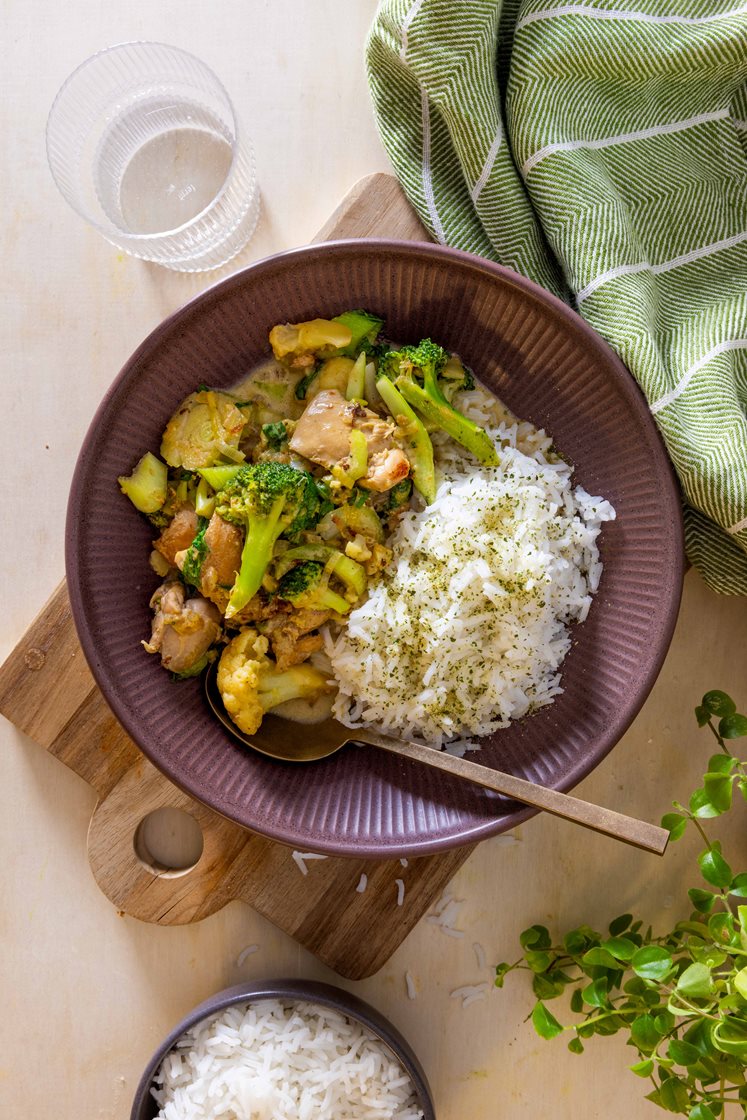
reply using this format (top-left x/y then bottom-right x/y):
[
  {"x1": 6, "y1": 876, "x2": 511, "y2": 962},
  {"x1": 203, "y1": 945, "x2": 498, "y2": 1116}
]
[
  {"x1": 130, "y1": 979, "x2": 436, "y2": 1120},
  {"x1": 66, "y1": 239, "x2": 684, "y2": 856}
]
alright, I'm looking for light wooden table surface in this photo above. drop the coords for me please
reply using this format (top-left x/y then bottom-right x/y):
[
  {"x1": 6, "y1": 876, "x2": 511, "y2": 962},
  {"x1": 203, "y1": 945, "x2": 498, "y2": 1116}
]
[{"x1": 3, "y1": 3, "x2": 746, "y2": 1117}]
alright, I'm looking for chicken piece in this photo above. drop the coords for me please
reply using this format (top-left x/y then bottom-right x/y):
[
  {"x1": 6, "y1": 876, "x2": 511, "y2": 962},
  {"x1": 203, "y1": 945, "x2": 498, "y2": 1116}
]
[
  {"x1": 272, "y1": 632, "x2": 324, "y2": 670},
  {"x1": 198, "y1": 513, "x2": 243, "y2": 611},
  {"x1": 259, "y1": 607, "x2": 331, "y2": 671},
  {"x1": 144, "y1": 580, "x2": 222, "y2": 675},
  {"x1": 289, "y1": 390, "x2": 410, "y2": 492},
  {"x1": 154, "y1": 508, "x2": 199, "y2": 567},
  {"x1": 228, "y1": 593, "x2": 290, "y2": 628}
]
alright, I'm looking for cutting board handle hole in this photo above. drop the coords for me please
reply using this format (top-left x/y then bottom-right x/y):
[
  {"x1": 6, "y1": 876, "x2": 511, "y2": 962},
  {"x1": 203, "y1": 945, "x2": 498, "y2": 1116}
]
[{"x1": 133, "y1": 807, "x2": 204, "y2": 878}]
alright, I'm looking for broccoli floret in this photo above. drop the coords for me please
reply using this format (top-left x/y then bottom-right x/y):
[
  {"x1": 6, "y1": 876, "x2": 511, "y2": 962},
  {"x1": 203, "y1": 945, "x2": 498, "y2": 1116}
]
[
  {"x1": 218, "y1": 629, "x2": 332, "y2": 735},
  {"x1": 276, "y1": 561, "x2": 350, "y2": 615},
  {"x1": 439, "y1": 355, "x2": 475, "y2": 399},
  {"x1": 181, "y1": 517, "x2": 210, "y2": 588},
  {"x1": 380, "y1": 340, "x2": 498, "y2": 466},
  {"x1": 262, "y1": 421, "x2": 289, "y2": 450},
  {"x1": 215, "y1": 463, "x2": 323, "y2": 618},
  {"x1": 275, "y1": 544, "x2": 367, "y2": 601}
]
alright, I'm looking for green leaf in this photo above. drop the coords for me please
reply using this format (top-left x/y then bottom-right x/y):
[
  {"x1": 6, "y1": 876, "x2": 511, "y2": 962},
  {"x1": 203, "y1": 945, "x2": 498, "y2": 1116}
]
[
  {"x1": 689, "y1": 944, "x2": 727, "y2": 968},
  {"x1": 683, "y1": 1017, "x2": 716, "y2": 1057},
  {"x1": 601, "y1": 936, "x2": 637, "y2": 962},
  {"x1": 563, "y1": 926, "x2": 597, "y2": 956},
  {"x1": 689, "y1": 787, "x2": 720, "y2": 819},
  {"x1": 661, "y1": 812, "x2": 688, "y2": 841},
  {"x1": 739, "y1": 779, "x2": 747, "y2": 803},
  {"x1": 731, "y1": 874, "x2": 747, "y2": 898},
  {"x1": 655, "y1": 1010, "x2": 676, "y2": 1035},
  {"x1": 667, "y1": 1038, "x2": 701, "y2": 1067},
  {"x1": 734, "y1": 966, "x2": 747, "y2": 1001},
  {"x1": 494, "y1": 963, "x2": 511, "y2": 989},
  {"x1": 688, "y1": 888, "x2": 716, "y2": 914},
  {"x1": 570, "y1": 988, "x2": 584, "y2": 1014},
  {"x1": 567, "y1": 1036, "x2": 584, "y2": 1054},
  {"x1": 525, "y1": 949, "x2": 552, "y2": 973},
  {"x1": 520, "y1": 924, "x2": 551, "y2": 951},
  {"x1": 648, "y1": 1075, "x2": 689, "y2": 1113},
  {"x1": 609, "y1": 913, "x2": 633, "y2": 936},
  {"x1": 688, "y1": 1104, "x2": 717, "y2": 1120},
  {"x1": 699, "y1": 845, "x2": 733, "y2": 889},
  {"x1": 707, "y1": 752, "x2": 738, "y2": 774},
  {"x1": 738, "y1": 906, "x2": 747, "y2": 951},
  {"x1": 695, "y1": 705, "x2": 710, "y2": 727},
  {"x1": 702, "y1": 690, "x2": 736, "y2": 717},
  {"x1": 531, "y1": 1001, "x2": 563, "y2": 1040},
  {"x1": 595, "y1": 1014, "x2": 624, "y2": 1037},
  {"x1": 676, "y1": 962, "x2": 713, "y2": 1000},
  {"x1": 630, "y1": 1058, "x2": 654, "y2": 1077},
  {"x1": 532, "y1": 972, "x2": 567, "y2": 1000},
  {"x1": 631, "y1": 1013, "x2": 663, "y2": 1053},
  {"x1": 624, "y1": 976, "x2": 650, "y2": 997},
  {"x1": 709, "y1": 911, "x2": 738, "y2": 947},
  {"x1": 582, "y1": 947, "x2": 620, "y2": 969},
  {"x1": 712, "y1": 1017, "x2": 747, "y2": 1058},
  {"x1": 703, "y1": 772, "x2": 733, "y2": 813},
  {"x1": 719, "y1": 713, "x2": 747, "y2": 739},
  {"x1": 581, "y1": 978, "x2": 610, "y2": 1008},
  {"x1": 632, "y1": 946, "x2": 675, "y2": 982}
]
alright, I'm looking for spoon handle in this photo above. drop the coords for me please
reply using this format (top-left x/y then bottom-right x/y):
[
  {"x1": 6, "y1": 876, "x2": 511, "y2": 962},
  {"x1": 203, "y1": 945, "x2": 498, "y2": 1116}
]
[{"x1": 357, "y1": 732, "x2": 668, "y2": 855}]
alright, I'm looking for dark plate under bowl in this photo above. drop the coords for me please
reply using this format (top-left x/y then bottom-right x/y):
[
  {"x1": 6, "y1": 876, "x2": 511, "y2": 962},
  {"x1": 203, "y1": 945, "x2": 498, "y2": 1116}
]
[
  {"x1": 130, "y1": 979, "x2": 435, "y2": 1120},
  {"x1": 66, "y1": 239, "x2": 684, "y2": 857}
]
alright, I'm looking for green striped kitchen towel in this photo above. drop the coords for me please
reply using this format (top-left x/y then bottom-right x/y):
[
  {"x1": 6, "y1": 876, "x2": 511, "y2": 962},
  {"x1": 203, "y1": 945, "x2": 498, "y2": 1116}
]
[{"x1": 366, "y1": 0, "x2": 747, "y2": 593}]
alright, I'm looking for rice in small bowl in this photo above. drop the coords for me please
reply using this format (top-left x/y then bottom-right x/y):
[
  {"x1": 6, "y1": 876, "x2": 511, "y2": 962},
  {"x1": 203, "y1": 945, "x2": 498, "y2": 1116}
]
[{"x1": 130, "y1": 980, "x2": 434, "y2": 1120}]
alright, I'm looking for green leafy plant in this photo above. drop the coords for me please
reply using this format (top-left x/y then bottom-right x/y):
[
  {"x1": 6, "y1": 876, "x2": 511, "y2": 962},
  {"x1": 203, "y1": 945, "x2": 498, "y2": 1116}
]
[{"x1": 497, "y1": 691, "x2": 747, "y2": 1117}]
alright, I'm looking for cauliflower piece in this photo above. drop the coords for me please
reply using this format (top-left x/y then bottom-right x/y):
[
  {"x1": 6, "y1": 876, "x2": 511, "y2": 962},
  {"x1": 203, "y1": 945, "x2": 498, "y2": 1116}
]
[
  {"x1": 217, "y1": 629, "x2": 269, "y2": 736},
  {"x1": 160, "y1": 390, "x2": 248, "y2": 470},
  {"x1": 217, "y1": 628, "x2": 333, "y2": 736}
]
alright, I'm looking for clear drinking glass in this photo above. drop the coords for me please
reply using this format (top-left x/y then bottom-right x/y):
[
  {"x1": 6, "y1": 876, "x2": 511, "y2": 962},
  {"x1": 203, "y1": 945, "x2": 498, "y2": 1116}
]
[{"x1": 46, "y1": 42, "x2": 260, "y2": 272}]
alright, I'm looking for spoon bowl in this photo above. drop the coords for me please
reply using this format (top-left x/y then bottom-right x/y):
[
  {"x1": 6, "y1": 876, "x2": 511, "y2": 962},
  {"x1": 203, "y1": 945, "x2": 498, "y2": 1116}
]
[{"x1": 204, "y1": 661, "x2": 351, "y2": 762}]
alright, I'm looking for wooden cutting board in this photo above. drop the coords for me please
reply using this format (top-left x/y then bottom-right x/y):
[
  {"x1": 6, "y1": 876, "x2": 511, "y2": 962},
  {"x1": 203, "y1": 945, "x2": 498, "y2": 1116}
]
[{"x1": 0, "y1": 173, "x2": 475, "y2": 981}]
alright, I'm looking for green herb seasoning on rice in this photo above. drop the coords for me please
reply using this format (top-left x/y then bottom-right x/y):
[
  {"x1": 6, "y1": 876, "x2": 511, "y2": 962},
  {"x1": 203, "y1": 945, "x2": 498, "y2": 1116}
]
[{"x1": 324, "y1": 385, "x2": 615, "y2": 751}]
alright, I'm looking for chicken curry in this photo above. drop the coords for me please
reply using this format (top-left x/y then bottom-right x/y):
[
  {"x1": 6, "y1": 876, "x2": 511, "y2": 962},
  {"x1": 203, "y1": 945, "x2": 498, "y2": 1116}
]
[{"x1": 118, "y1": 310, "x2": 497, "y2": 737}]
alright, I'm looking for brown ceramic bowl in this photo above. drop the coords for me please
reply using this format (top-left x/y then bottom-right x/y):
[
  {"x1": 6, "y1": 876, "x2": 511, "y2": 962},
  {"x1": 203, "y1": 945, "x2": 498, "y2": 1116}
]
[
  {"x1": 130, "y1": 979, "x2": 436, "y2": 1119},
  {"x1": 66, "y1": 240, "x2": 684, "y2": 857}
]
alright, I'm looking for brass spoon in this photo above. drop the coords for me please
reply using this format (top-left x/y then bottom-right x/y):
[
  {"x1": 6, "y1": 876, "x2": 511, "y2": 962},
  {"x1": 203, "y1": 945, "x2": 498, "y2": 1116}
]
[{"x1": 204, "y1": 664, "x2": 668, "y2": 855}]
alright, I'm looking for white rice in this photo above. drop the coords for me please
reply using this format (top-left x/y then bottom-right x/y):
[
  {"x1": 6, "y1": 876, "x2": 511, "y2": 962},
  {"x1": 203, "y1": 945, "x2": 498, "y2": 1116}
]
[
  {"x1": 450, "y1": 983, "x2": 489, "y2": 1008},
  {"x1": 292, "y1": 851, "x2": 327, "y2": 876},
  {"x1": 325, "y1": 387, "x2": 615, "y2": 747},
  {"x1": 236, "y1": 944, "x2": 259, "y2": 967},
  {"x1": 426, "y1": 888, "x2": 467, "y2": 938},
  {"x1": 356, "y1": 873, "x2": 368, "y2": 893},
  {"x1": 404, "y1": 971, "x2": 417, "y2": 1000},
  {"x1": 152, "y1": 1000, "x2": 424, "y2": 1120},
  {"x1": 395, "y1": 878, "x2": 405, "y2": 906}
]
